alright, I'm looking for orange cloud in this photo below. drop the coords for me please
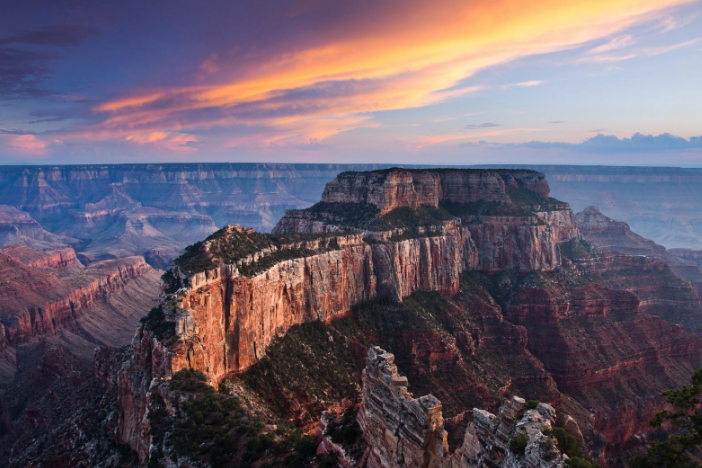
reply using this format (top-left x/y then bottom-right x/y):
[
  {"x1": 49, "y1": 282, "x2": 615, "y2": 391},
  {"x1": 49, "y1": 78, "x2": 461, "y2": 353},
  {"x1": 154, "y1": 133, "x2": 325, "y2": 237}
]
[
  {"x1": 90, "y1": 0, "x2": 696, "y2": 148},
  {"x1": 2, "y1": 134, "x2": 48, "y2": 156},
  {"x1": 126, "y1": 132, "x2": 199, "y2": 151}
]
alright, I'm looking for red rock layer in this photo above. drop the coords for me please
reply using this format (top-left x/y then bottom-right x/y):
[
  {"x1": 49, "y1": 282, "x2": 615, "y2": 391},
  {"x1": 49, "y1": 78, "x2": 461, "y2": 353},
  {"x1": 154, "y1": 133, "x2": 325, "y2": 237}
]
[
  {"x1": 466, "y1": 209, "x2": 578, "y2": 273},
  {"x1": 321, "y1": 169, "x2": 549, "y2": 214},
  {"x1": 175, "y1": 226, "x2": 475, "y2": 381},
  {"x1": 502, "y1": 254, "x2": 702, "y2": 462},
  {"x1": 0, "y1": 244, "x2": 80, "y2": 271},
  {"x1": 577, "y1": 206, "x2": 702, "y2": 333},
  {"x1": 0, "y1": 246, "x2": 156, "y2": 348}
]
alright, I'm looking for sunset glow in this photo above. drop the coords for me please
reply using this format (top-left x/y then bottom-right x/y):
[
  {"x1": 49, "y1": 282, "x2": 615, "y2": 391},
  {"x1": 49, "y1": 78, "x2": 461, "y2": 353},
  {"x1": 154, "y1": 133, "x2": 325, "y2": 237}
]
[{"x1": 1, "y1": 0, "x2": 701, "y2": 164}]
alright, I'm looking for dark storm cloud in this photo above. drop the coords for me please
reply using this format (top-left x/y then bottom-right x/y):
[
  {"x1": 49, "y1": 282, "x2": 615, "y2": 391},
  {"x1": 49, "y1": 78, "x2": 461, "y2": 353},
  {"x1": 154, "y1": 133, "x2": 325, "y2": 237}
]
[
  {"x1": 0, "y1": 127, "x2": 36, "y2": 135},
  {"x1": 523, "y1": 133, "x2": 702, "y2": 154},
  {"x1": 0, "y1": 24, "x2": 98, "y2": 47},
  {"x1": 465, "y1": 123, "x2": 501, "y2": 129},
  {"x1": 0, "y1": 47, "x2": 55, "y2": 98},
  {"x1": 0, "y1": 24, "x2": 98, "y2": 99}
]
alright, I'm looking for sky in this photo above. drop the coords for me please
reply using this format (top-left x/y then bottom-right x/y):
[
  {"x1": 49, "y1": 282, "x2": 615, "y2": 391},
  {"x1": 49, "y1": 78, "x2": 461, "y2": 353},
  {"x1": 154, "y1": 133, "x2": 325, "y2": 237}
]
[{"x1": 1, "y1": 0, "x2": 701, "y2": 166}]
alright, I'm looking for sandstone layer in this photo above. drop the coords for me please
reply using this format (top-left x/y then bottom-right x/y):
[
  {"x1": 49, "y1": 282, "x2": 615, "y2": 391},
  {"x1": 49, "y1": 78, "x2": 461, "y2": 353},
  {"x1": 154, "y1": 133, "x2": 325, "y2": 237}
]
[{"x1": 320, "y1": 169, "x2": 549, "y2": 214}]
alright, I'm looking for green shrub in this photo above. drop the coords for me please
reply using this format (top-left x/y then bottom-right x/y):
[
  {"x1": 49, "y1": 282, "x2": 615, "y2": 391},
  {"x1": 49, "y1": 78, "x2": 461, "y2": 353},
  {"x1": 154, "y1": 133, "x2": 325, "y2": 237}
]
[
  {"x1": 526, "y1": 400, "x2": 540, "y2": 410},
  {"x1": 140, "y1": 306, "x2": 176, "y2": 340},
  {"x1": 546, "y1": 426, "x2": 584, "y2": 458},
  {"x1": 509, "y1": 432, "x2": 529, "y2": 456}
]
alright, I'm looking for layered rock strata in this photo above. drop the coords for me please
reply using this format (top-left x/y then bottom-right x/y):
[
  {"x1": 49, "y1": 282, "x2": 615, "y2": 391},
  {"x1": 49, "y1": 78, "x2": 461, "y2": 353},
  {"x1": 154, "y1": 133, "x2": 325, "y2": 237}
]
[
  {"x1": 320, "y1": 169, "x2": 549, "y2": 214},
  {"x1": 116, "y1": 168, "x2": 581, "y2": 460},
  {"x1": 576, "y1": 205, "x2": 702, "y2": 332},
  {"x1": 358, "y1": 346, "x2": 567, "y2": 467},
  {"x1": 0, "y1": 163, "x2": 390, "y2": 266},
  {"x1": 0, "y1": 246, "x2": 158, "y2": 348},
  {"x1": 276, "y1": 168, "x2": 579, "y2": 273},
  {"x1": 121, "y1": 222, "x2": 476, "y2": 394}
]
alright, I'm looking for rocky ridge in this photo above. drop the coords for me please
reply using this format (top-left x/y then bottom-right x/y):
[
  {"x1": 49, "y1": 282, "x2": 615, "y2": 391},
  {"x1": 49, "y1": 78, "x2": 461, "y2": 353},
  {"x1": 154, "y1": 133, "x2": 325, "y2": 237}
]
[
  {"x1": 577, "y1": 205, "x2": 702, "y2": 332},
  {"x1": 0, "y1": 245, "x2": 159, "y2": 349},
  {"x1": 359, "y1": 346, "x2": 568, "y2": 468}
]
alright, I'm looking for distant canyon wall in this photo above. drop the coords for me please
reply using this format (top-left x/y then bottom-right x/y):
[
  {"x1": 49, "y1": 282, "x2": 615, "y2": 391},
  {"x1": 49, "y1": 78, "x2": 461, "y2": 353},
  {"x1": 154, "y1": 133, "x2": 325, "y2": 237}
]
[{"x1": 519, "y1": 165, "x2": 702, "y2": 250}]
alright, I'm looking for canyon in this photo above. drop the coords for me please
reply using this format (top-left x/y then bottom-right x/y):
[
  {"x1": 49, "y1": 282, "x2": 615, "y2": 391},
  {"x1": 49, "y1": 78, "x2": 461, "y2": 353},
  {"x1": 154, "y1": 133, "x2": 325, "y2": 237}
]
[
  {"x1": 3, "y1": 163, "x2": 702, "y2": 268},
  {"x1": 100, "y1": 168, "x2": 702, "y2": 467},
  {"x1": 0, "y1": 243, "x2": 161, "y2": 458},
  {"x1": 525, "y1": 165, "x2": 702, "y2": 250},
  {"x1": 3, "y1": 166, "x2": 702, "y2": 467},
  {"x1": 0, "y1": 164, "x2": 385, "y2": 267}
]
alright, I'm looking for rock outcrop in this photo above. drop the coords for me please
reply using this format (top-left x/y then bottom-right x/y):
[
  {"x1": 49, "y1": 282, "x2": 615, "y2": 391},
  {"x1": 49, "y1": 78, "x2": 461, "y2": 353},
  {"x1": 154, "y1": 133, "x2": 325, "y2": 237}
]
[
  {"x1": 0, "y1": 205, "x2": 79, "y2": 251},
  {"x1": 319, "y1": 169, "x2": 549, "y2": 214},
  {"x1": 276, "y1": 168, "x2": 579, "y2": 273},
  {"x1": 111, "y1": 168, "x2": 702, "y2": 466},
  {"x1": 577, "y1": 205, "x2": 667, "y2": 256},
  {"x1": 117, "y1": 222, "x2": 477, "y2": 455},
  {"x1": 358, "y1": 346, "x2": 567, "y2": 467},
  {"x1": 524, "y1": 165, "x2": 702, "y2": 250}
]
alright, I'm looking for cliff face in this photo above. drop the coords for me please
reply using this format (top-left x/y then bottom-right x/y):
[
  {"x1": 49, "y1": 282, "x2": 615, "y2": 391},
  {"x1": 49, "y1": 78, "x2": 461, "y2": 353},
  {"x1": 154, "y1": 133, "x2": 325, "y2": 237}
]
[
  {"x1": 0, "y1": 247, "x2": 158, "y2": 348},
  {"x1": 466, "y1": 210, "x2": 578, "y2": 273},
  {"x1": 320, "y1": 169, "x2": 549, "y2": 214},
  {"x1": 145, "y1": 224, "x2": 476, "y2": 383},
  {"x1": 277, "y1": 168, "x2": 579, "y2": 273},
  {"x1": 577, "y1": 206, "x2": 666, "y2": 256}
]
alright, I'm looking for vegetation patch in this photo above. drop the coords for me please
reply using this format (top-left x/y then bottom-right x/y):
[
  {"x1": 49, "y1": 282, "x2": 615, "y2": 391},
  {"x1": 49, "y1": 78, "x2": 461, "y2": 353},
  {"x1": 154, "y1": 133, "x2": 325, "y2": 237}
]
[
  {"x1": 371, "y1": 205, "x2": 454, "y2": 231},
  {"x1": 442, "y1": 200, "x2": 531, "y2": 217},
  {"x1": 140, "y1": 306, "x2": 175, "y2": 340},
  {"x1": 238, "y1": 320, "x2": 359, "y2": 420},
  {"x1": 326, "y1": 407, "x2": 361, "y2": 446},
  {"x1": 305, "y1": 201, "x2": 381, "y2": 228},
  {"x1": 509, "y1": 432, "x2": 529, "y2": 456},
  {"x1": 303, "y1": 202, "x2": 454, "y2": 232},
  {"x1": 559, "y1": 238, "x2": 598, "y2": 262},
  {"x1": 173, "y1": 225, "x2": 337, "y2": 275},
  {"x1": 161, "y1": 268, "x2": 182, "y2": 294},
  {"x1": 150, "y1": 369, "x2": 319, "y2": 468}
]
